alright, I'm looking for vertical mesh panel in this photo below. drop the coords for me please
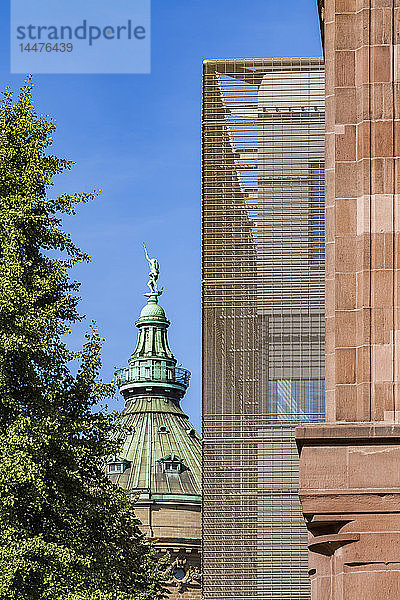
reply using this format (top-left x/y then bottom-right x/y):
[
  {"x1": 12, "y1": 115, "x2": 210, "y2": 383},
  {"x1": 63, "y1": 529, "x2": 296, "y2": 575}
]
[{"x1": 202, "y1": 58, "x2": 325, "y2": 599}]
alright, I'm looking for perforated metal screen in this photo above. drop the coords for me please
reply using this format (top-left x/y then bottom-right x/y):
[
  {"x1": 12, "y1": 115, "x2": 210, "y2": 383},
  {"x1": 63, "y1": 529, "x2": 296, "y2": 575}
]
[{"x1": 202, "y1": 58, "x2": 325, "y2": 599}]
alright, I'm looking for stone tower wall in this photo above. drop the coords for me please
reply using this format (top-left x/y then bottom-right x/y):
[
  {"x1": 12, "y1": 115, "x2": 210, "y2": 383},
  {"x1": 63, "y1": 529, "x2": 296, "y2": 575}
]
[{"x1": 135, "y1": 501, "x2": 201, "y2": 599}]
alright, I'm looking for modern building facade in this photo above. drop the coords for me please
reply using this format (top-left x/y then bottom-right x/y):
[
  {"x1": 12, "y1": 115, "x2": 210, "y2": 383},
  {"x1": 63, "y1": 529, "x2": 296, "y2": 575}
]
[
  {"x1": 109, "y1": 260, "x2": 201, "y2": 599},
  {"x1": 202, "y1": 58, "x2": 325, "y2": 599},
  {"x1": 297, "y1": 2, "x2": 400, "y2": 599}
]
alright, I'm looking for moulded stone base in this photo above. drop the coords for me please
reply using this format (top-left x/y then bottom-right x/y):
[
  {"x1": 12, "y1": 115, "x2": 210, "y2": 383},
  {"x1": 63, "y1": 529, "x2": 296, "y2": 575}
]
[{"x1": 296, "y1": 423, "x2": 400, "y2": 600}]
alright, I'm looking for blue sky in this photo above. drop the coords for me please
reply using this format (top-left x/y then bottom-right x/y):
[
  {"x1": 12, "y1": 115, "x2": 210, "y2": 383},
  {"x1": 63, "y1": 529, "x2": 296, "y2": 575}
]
[{"x1": 1, "y1": 1, "x2": 322, "y2": 431}]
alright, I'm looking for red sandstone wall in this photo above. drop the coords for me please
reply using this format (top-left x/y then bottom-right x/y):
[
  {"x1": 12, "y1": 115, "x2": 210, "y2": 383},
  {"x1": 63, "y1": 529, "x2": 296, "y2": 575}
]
[
  {"x1": 296, "y1": 5, "x2": 400, "y2": 598},
  {"x1": 325, "y1": 0, "x2": 400, "y2": 422}
]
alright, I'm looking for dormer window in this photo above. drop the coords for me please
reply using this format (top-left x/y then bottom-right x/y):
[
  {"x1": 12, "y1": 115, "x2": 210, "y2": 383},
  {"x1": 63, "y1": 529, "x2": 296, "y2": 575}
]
[
  {"x1": 106, "y1": 455, "x2": 130, "y2": 476},
  {"x1": 108, "y1": 463, "x2": 123, "y2": 474},
  {"x1": 158, "y1": 425, "x2": 169, "y2": 434},
  {"x1": 165, "y1": 462, "x2": 180, "y2": 472},
  {"x1": 159, "y1": 453, "x2": 186, "y2": 474}
]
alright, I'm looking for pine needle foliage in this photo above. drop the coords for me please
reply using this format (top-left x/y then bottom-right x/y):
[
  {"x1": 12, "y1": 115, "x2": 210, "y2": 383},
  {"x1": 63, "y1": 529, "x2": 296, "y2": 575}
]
[{"x1": 0, "y1": 79, "x2": 167, "y2": 600}]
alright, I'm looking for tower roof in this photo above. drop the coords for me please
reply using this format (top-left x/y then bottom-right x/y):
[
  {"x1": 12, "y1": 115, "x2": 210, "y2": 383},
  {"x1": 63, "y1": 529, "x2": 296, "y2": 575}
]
[
  {"x1": 110, "y1": 249, "x2": 201, "y2": 503},
  {"x1": 108, "y1": 397, "x2": 201, "y2": 501}
]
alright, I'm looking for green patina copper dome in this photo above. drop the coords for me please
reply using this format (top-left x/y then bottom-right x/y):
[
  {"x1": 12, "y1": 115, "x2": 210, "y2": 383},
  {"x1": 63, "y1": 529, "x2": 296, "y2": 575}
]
[
  {"x1": 138, "y1": 300, "x2": 167, "y2": 321},
  {"x1": 109, "y1": 258, "x2": 201, "y2": 503}
]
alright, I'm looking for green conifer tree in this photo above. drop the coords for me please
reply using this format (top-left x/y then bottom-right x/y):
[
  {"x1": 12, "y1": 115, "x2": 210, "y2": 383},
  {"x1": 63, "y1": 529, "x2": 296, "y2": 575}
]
[{"x1": 0, "y1": 80, "x2": 167, "y2": 600}]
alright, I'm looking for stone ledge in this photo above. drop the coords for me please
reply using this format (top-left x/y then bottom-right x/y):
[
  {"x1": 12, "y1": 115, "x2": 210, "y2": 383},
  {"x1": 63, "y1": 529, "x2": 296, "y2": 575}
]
[
  {"x1": 299, "y1": 492, "x2": 400, "y2": 514},
  {"x1": 309, "y1": 532, "x2": 360, "y2": 556},
  {"x1": 296, "y1": 422, "x2": 400, "y2": 450}
]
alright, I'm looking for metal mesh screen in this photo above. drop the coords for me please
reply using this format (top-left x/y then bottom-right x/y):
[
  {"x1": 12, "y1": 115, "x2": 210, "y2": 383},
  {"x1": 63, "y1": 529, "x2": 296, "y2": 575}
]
[{"x1": 202, "y1": 58, "x2": 325, "y2": 599}]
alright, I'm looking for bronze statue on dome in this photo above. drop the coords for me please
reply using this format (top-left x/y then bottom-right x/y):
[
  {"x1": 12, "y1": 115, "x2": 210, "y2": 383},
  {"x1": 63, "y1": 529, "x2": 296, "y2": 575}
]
[{"x1": 143, "y1": 243, "x2": 161, "y2": 295}]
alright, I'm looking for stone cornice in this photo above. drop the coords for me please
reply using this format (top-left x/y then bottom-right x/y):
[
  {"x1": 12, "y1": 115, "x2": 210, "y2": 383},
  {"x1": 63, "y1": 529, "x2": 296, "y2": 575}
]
[{"x1": 296, "y1": 422, "x2": 400, "y2": 449}]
